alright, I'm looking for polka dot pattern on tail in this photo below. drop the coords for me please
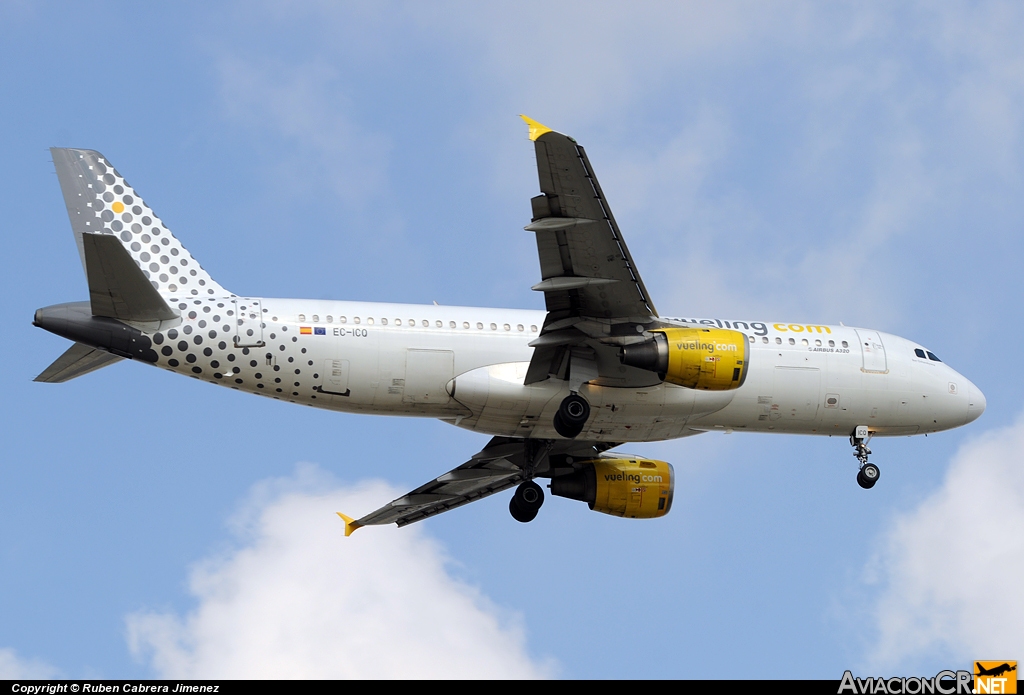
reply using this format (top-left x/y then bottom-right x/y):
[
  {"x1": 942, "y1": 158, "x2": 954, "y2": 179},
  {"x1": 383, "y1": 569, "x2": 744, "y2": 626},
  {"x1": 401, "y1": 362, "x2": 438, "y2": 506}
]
[{"x1": 54, "y1": 149, "x2": 228, "y2": 299}]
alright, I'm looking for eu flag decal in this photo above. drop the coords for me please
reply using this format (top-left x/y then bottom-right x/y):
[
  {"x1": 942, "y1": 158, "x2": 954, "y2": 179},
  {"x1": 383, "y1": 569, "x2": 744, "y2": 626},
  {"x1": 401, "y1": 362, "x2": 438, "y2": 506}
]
[{"x1": 314, "y1": 327, "x2": 326, "y2": 335}]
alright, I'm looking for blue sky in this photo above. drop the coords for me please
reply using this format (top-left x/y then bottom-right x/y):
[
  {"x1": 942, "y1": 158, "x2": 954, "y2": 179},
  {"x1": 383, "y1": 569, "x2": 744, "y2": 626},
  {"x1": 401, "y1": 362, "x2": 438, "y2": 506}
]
[{"x1": 2, "y1": 1, "x2": 1022, "y2": 678}]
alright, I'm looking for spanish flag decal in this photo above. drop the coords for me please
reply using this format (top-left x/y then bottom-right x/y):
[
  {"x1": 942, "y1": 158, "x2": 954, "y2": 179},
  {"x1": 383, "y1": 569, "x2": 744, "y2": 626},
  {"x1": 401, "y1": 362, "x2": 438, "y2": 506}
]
[{"x1": 300, "y1": 326, "x2": 312, "y2": 335}]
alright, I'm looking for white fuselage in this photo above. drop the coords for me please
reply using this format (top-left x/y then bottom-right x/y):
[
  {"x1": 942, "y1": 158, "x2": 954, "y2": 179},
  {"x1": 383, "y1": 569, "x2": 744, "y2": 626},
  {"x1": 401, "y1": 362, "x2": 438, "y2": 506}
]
[{"x1": 144, "y1": 296, "x2": 983, "y2": 443}]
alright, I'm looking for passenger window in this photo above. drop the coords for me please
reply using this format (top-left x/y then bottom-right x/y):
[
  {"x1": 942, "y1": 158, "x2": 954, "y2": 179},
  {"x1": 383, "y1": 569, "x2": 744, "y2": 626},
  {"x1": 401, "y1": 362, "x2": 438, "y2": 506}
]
[
  {"x1": 477, "y1": 322, "x2": 484, "y2": 330},
  {"x1": 436, "y1": 320, "x2": 442, "y2": 328},
  {"x1": 381, "y1": 318, "x2": 388, "y2": 325},
  {"x1": 775, "y1": 337, "x2": 782, "y2": 345},
  {"x1": 788, "y1": 338, "x2": 795, "y2": 345},
  {"x1": 828, "y1": 340, "x2": 835, "y2": 347},
  {"x1": 422, "y1": 320, "x2": 429, "y2": 327},
  {"x1": 367, "y1": 318, "x2": 374, "y2": 325},
  {"x1": 312, "y1": 315, "x2": 319, "y2": 322},
  {"x1": 518, "y1": 324, "x2": 524, "y2": 332},
  {"x1": 914, "y1": 348, "x2": 926, "y2": 358},
  {"x1": 354, "y1": 317, "x2": 360, "y2": 324},
  {"x1": 841, "y1": 341, "x2": 848, "y2": 348},
  {"x1": 463, "y1": 322, "x2": 470, "y2": 329},
  {"x1": 408, "y1": 319, "x2": 415, "y2": 326},
  {"x1": 762, "y1": 337, "x2": 768, "y2": 343},
  {"x1": 801, "y1": 339, "x2": 809, "y2": 346},
  {"x1": 748, "y1": 335, "x2": 755, "y2": 344},
  {"x1": 504, "y1": 324, "x2": 511, "y2": 331},
  {"x1": 340, "y1": 316, "x2": 346, "y2": 324},
  {"x1": 815, "y1": 340, "x2": 821, "y2": 346},
  {"x1": 326, "y1": 315, "x2": 333, "y2": 323},
  {"x1": 490, "y1": 323, "x2": 497, "y2": 330},
  {"x1": 298, "y1": 314, "x2": 305, "y2": 322},
  {"x1": 449, "y1": 321, "x2": 456, "y2": 328},
  {"x1": 927, "y1": 351, "x2": 941, "y2": 362},
  {"x1": 395, "y1": 319, "x2": 401, "y2": 326}
]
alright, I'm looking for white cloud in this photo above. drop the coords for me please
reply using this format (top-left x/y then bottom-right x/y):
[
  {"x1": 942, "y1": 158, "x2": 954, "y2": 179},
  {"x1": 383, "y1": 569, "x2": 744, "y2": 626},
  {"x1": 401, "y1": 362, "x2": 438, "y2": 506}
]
[
  {"x1": 863, "y1": 416, "x2": 1024, "y2": 669},
  {"x1": 126, "y1": 464, "x2": 553, "y2": 679},
  {"x1": 0, "y1": 648, "x2": 57, "y2": 679}
]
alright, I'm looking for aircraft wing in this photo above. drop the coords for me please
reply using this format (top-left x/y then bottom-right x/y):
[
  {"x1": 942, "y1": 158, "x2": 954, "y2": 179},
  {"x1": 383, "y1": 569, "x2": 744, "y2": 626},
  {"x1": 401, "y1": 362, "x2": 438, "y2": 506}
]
[
  {"x1": 520, "y1": 116, "x2": 661, "y2": 385},
  {"x1": 338, "y1": 436, "x2": 617, "y2": 534}
]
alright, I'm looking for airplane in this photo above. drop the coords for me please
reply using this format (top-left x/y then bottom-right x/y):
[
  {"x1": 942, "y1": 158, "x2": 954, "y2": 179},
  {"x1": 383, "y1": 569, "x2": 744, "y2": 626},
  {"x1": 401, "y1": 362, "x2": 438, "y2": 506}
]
[
  {"x1": 975, "y1": 663, "x2": 1016, "y2": 678},
  {"x1": 33, "y1": 116, "x2": 986, "y2": 534}
]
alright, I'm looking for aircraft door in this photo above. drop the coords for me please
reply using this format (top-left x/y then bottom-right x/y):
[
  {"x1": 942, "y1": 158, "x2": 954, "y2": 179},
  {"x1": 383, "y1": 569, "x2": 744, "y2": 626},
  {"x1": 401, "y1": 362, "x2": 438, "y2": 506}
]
[
  {"x1": 856, "y1": 329, "x2": 887, "y2": 373},
  {"x1": 233, "y1": 298, "x2": 264, "y2": 347}
]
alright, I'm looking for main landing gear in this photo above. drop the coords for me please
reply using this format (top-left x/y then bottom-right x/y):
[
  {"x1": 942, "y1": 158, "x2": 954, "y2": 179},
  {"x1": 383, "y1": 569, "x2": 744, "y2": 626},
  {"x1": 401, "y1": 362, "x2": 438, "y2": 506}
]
[
  {"x1": 851, "y1": 426, "x2": 880, "y2": 489},
  {"x1": 509, "y1": 481, "x2": 544, "y2": 523},
  {"x1": 553, "y1": 393, "x2": 591, "y2": 439}
]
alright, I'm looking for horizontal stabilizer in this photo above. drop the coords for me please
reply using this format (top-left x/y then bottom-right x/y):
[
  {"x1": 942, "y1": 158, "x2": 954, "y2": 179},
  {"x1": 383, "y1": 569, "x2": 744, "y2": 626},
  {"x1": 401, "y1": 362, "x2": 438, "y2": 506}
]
[
  {"x1": 83, "y1": 232, "x2": 178, "y2": 322},
  {"x1": 34, "y1": 342, "x2": 123, "y2": 383}
]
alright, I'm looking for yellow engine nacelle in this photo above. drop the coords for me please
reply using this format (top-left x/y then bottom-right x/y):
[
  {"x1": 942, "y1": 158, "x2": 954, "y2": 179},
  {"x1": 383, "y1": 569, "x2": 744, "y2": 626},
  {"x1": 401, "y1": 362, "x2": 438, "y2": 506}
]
[
  {"x1": 619, "y1": 327, "x2": 749, "y2": 390},
  {"x1": 550, "y1": 457, "x2": 674, "y2": 519}
]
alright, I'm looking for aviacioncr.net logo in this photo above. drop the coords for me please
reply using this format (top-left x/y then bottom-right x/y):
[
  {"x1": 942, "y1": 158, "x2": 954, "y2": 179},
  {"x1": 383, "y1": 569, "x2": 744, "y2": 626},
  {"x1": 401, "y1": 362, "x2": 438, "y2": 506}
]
[{"x1": 838, "y1": 670, "x2": 973, "y2": 694}]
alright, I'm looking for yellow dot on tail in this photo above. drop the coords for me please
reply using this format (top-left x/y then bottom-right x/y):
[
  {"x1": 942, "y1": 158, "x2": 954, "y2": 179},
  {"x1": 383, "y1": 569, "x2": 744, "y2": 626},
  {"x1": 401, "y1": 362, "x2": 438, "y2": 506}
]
[{"x1": 112, "y1": 201, "x2": 124, "y2": 213}]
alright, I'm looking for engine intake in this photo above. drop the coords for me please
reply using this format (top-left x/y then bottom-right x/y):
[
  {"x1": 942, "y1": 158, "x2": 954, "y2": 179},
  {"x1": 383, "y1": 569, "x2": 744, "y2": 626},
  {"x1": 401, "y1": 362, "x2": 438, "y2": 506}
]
[
  {"x1": 550, "y1": 457, "x2": 674, "y2": 519},
  {"x1": 620, "y1": 328, "x2": 749, "y2": 390}
]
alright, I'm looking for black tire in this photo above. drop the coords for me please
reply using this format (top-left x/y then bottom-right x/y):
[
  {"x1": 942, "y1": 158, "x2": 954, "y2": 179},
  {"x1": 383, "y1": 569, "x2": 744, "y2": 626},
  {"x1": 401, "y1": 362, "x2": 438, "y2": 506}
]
[
  {"x1": 554, "y1": 394, "x2": 590, "y2": 438},
  {"x1": 509, "y1": 497, "x2": 537, "y2": 522},
  {"x1": 552, "y1": 410, "x2": 580, "y2": 439},
  {"x1": 509, "y1": 481, "x2": 544, "y2": 523},
  {"x1": 857, "y1": 463, "x2": 880, "y2": 489}
]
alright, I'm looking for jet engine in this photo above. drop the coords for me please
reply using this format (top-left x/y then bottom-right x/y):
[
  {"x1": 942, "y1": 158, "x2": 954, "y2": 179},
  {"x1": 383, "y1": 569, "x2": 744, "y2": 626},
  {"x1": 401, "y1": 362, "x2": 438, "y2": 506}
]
[
  {"x1": 550, "y1": 457, "x2": 674, "y2": 518},
  {"x1": 619, "y1": 328, "x2": 749, "y2": 390}
]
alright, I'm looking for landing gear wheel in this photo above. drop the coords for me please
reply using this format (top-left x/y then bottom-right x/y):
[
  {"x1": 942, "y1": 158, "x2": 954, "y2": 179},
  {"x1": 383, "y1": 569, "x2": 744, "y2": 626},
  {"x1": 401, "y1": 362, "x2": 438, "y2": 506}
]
[
  {"x1": 553, "y1": 394, "x2": 590, "y2": 439},
  {"x1": 857, "y1": 463, "x2": 880, "y2": 490},
  {"x1": 509, "y1": 481, "x2": 544, "y2": 523}
]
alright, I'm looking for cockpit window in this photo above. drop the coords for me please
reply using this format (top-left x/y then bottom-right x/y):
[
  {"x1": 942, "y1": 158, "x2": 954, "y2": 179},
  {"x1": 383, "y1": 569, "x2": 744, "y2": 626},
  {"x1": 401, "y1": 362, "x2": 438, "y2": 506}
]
[
  {"x1": 914, "y1": 348, "x2": 926, "y2": 358},
  {"x1": 926, "y1": 351, "x2": 941, "y2": 362}
]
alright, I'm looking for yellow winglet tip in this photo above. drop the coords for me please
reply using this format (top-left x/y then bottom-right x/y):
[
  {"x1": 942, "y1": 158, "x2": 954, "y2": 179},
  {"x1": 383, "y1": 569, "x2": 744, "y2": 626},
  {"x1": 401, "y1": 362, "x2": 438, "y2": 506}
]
[
  {"x1": 336, "y1": 512, "x2": 363, "y2": 537},
  {"x1": 520, "y1": 114, "x2": 553, "y2": 141}
]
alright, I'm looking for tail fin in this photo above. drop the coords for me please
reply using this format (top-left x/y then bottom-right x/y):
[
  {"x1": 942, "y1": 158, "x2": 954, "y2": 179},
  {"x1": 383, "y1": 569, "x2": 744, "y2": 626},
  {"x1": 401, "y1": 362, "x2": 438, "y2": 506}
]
[{"x1": 51, "y1": 148, "x2": 230, "y2": 300}]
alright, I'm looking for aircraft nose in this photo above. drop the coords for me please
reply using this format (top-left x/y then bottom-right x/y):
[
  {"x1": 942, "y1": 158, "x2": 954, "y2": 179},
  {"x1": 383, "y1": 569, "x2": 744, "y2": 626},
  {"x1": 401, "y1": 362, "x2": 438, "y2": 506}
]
[{"x1": 966, "y1": 381, "x2": 986, "y2": 424}]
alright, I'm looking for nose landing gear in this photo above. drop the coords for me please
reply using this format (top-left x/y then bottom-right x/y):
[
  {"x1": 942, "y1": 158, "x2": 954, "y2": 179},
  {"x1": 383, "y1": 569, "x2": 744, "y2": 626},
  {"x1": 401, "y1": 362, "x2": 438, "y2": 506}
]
[
  {"x1": 509, "y1": 480, "x2": 545, "y2": 522},
  {"x1": 851, "y1": 426, "x2": 880, "y2": 489}
]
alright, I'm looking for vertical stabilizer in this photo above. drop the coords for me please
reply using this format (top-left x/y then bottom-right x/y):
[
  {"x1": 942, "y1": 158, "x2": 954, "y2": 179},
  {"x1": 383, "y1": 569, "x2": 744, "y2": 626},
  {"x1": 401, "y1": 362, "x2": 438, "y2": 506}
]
[{"x1": 51, "y1": 148, "x2": 230, "y2": 299}]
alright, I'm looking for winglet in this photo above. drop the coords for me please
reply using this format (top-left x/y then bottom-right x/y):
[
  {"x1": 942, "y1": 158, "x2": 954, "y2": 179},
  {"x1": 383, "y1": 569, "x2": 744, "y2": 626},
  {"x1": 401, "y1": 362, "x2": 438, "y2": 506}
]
[
  {"x1": 520, "y1": 115, "x2": 552, "y2": 141},
  {"x1": 336, "y1": 512, "x2": 363, "y2": 537}
]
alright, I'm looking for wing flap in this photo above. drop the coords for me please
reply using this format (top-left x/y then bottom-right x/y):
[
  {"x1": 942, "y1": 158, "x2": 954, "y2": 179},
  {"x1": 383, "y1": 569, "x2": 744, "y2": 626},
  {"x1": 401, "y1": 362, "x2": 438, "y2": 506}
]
[
  {"x1": 34, "y1": 342, "x2": 123, "y2": 383},
  {"x1": 351, "y1": 453, "x2": 525, "y2": 529}
]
